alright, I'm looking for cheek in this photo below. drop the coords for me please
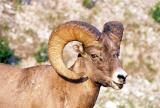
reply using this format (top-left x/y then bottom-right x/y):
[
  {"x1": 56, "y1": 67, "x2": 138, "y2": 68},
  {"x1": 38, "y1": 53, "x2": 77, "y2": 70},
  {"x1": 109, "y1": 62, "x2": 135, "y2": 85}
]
[
  {"x1": 100, "y1": 58, "x2": 119, "y2": 77},
  {"x1": 92, "y1": 71, "x2": 111, "y2": 86}
]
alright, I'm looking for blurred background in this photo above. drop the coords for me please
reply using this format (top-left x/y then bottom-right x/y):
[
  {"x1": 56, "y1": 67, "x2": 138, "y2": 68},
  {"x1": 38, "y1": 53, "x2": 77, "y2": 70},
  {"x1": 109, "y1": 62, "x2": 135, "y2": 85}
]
[{"x1": 0, "y1": 0, "x2": 160, "y2": 108}]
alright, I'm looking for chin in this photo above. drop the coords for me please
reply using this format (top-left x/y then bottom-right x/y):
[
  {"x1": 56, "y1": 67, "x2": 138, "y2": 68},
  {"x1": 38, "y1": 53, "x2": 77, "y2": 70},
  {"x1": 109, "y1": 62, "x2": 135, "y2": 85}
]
[
  {"x1": 110, "y1": 81, "x2": 124, "y2": 90},
  {"x1": 99, "y1": 79, "x2": 124, "y2": 89}
]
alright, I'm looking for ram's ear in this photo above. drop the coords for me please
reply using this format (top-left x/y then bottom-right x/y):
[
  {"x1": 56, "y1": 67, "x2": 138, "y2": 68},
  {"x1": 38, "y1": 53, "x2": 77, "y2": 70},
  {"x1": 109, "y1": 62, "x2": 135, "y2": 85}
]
[{"x1": 101, "y1": 21, "x2": 124, "y2": 48}]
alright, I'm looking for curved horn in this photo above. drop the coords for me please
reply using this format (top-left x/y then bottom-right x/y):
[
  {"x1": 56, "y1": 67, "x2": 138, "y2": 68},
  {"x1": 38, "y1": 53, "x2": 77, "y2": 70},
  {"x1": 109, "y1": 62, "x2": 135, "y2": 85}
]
[
  {"x1": 102, "y1": 21, "x2": 124, "y2": 46},
  {"x1": 48, "y1": 21, "x2": 101, "y2": 80}
]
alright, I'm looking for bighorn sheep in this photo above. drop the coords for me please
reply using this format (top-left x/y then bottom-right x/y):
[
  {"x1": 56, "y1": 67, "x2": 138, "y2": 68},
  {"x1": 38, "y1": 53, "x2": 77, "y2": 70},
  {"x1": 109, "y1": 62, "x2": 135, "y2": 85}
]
[{"x1": 0, "y1": 21, "x2": 127, "y2": 108}]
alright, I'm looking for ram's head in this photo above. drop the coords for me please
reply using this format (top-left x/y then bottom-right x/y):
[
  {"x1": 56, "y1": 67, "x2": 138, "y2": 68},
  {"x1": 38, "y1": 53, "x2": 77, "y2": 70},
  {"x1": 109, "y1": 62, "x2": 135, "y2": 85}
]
[{"x1": 48, "y1": 21, "x2": 127, "y2": 89}]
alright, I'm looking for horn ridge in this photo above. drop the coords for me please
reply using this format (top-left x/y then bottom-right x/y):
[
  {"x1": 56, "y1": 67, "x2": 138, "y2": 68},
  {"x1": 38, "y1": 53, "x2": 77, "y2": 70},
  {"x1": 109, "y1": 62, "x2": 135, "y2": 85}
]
[{"x1": 65, "y1": 21, "x2": 101, "y2": 39}]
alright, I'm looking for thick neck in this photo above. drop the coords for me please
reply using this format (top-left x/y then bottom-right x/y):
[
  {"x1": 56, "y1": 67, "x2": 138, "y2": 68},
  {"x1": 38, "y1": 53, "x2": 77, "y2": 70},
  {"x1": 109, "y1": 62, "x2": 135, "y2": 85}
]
[
  {"x1": 65, "y1": 79, "x2": 101, "y2": 108},
  {"x1": 63, "y1": 57, "x2": 101, "y2": 108}
]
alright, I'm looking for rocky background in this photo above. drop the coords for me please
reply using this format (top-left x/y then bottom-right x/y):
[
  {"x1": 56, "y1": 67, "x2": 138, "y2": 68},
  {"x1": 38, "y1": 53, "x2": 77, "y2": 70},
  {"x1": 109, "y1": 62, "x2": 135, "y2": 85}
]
[{"x1": 0, "y1": 0, "x2": 160, "y2": 108}]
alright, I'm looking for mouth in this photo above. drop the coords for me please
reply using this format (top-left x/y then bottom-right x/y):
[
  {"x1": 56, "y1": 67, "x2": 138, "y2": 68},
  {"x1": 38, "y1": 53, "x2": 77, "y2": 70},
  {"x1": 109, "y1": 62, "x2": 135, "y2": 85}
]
[{"x1": 111, "y1": 81, "x2": 124, "y2": 89}]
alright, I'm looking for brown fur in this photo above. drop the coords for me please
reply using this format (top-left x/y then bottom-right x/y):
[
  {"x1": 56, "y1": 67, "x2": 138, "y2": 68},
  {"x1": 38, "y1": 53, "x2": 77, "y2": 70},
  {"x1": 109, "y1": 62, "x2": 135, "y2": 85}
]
[
  {"x1": 0, "y1": 64, "x2": 100, "y2": 108},
  {"x1": 0, "y1": 21, "x2": 125, "y2": 108}
]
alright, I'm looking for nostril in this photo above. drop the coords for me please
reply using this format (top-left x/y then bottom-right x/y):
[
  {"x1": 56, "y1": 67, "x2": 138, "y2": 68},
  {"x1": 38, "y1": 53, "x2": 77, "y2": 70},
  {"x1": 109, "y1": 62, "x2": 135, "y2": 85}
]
[{"x1": 117, "y1": 74, "x2": 125, "y2": 80}]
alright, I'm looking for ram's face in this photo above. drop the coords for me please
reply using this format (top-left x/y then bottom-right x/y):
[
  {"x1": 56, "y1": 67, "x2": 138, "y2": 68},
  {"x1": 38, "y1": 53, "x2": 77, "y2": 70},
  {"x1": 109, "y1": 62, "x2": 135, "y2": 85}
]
[
  {"x1": 83, "y1": 22, "x2": 127, "y2": 89},
  {"x1": 84, "y1": 38, "x2": 127, "y2": 89}
]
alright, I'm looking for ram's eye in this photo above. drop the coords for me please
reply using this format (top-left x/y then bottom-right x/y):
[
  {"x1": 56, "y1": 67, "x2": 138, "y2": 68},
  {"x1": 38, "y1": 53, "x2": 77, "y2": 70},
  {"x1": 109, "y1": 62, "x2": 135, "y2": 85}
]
[{"x1": 91, "y1": 54, "x2": 98, "y2": 58}]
